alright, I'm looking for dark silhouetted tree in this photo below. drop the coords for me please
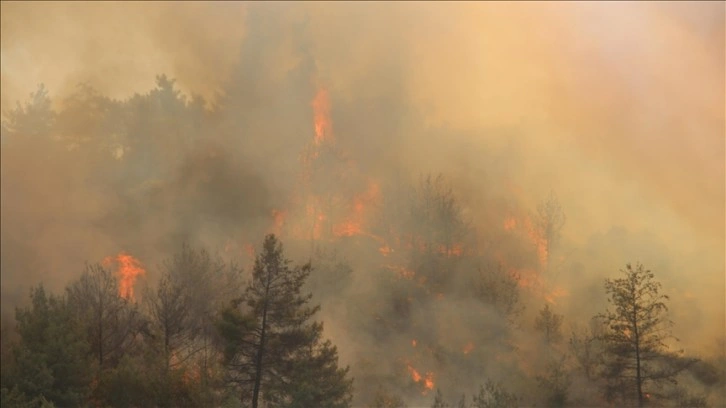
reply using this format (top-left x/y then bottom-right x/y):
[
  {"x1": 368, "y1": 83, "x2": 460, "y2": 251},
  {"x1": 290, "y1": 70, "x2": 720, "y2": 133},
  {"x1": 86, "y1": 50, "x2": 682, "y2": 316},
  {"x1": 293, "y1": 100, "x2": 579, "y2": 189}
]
[
  {"x1": 596, "y1": 263, "x2": 694, "y2": 407},
  {"x1": 535, "y1": 304, "x2": 564, "y2": 346},
  {"x1": 217, "y1": 234, "x2": 352, "y2": 407}
]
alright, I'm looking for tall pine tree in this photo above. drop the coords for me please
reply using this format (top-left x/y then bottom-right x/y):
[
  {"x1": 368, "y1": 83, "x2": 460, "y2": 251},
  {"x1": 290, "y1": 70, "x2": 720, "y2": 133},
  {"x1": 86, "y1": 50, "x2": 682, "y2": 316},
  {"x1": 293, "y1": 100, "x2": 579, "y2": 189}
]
[{"x1": 217, "y1": 234, "x2": 352, "y2": 407}]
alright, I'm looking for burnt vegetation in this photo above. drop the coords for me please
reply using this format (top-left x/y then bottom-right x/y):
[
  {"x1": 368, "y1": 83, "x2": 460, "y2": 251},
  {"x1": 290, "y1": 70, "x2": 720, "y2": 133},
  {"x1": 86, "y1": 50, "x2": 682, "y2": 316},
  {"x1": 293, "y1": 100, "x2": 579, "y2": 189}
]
[{"x1": 1, "y1": 7, "x2": 724, "y2": 406}]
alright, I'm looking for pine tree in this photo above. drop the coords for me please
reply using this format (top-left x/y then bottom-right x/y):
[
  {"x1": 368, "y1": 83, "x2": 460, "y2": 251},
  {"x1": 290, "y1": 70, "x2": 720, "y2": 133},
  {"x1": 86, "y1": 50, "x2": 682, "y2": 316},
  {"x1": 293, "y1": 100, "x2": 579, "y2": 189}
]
[
  {"x1": 217, "y1": 234, "x2": 353, "y2": 407},
  {"x1": 4, "y1": 286, "x2": 92, "y2": 407},
  {"x1": 596, "y1": 263, "x2": 694, "y2": 407}
]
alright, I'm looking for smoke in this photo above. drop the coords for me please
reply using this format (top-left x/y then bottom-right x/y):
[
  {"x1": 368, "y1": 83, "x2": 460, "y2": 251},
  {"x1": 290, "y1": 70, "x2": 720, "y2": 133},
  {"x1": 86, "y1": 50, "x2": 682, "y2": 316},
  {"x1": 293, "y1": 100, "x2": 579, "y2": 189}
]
[{"x1": 1, "y1": 1, "x2": 724, "y2": 403}]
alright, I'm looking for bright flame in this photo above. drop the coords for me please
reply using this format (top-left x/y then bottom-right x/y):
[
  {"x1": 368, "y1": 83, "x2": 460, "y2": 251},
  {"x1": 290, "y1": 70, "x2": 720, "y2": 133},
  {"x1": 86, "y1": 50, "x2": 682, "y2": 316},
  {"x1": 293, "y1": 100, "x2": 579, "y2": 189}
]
[
  {"x1": 463, "y1": 341, "x2": 474, "y2": 355},
  {"x1": 407, "y1": 364, "x2": 422, "y2": 382},
  {"x1": 423, "y1": 372, "x2": 434, "y2": 391},
  {"x1": 105, "y1": 252, "x2": 146, "y2": 300},
  {"x1": 333, "y1": 180, "x2": 381, "y2": 237},
  {"x1": 412, "y1": 339, "x2": 417, "y2": 348},
  {"x1": 406, "y1": 363, "x2": 435, "y2": 394},
  {"x1": 312, "y1": 87, "x2": 332, "y2": 145}
]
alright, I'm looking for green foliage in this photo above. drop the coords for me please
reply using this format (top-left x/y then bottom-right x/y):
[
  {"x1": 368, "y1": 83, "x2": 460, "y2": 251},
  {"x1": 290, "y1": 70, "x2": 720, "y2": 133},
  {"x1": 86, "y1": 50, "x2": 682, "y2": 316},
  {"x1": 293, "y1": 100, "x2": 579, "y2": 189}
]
[
  {"x1": 5, "y1": 286, "x2": 92, "y2": 407},
  {"x1": 217, "y1": 234, "x2": 353, "y2": 407}
]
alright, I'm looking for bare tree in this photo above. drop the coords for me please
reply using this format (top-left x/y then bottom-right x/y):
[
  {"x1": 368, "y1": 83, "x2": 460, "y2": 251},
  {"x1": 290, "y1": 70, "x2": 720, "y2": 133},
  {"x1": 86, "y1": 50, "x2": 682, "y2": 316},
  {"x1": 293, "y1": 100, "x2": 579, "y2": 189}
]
[{"x1": 66, "y1": 263, "x2": 142, "y2": 370}]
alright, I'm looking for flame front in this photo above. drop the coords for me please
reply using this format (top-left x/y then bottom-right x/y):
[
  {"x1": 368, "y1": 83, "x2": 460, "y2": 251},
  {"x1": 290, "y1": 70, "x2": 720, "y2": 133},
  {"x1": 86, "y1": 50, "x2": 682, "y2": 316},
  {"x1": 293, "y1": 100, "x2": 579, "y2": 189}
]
[{"x1": 105, "y1": 252, "x2": 146, "y2": 300}]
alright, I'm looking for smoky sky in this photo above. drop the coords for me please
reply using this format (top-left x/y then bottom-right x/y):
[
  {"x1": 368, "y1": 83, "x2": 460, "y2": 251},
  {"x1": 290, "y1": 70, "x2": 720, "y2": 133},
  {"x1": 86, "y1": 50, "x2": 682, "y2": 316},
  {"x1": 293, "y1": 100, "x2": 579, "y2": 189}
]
[{"x1": 1, "y1": 0, "x2": 724, "y2": 389}]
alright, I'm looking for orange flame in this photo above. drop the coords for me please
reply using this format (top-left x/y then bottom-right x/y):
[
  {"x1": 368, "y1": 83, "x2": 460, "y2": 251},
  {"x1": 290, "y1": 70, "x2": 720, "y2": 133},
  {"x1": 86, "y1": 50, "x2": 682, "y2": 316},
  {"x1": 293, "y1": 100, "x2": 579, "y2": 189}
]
[
  {"x1": 423, "y1": 372, "x2": 434, "y2": 391},
  {"x1": 406, "y1": 362, "x2": 435, "y2": 394},
  {"x1": 407, "y1": 364, "x2": 422, "y2": 382},
  {"x1": 463, "y1": 341, "x2": 474, "y2": 355},
  {"x1": 312, "y1": 87, "x2": 332, "y2": 145},
  {"x1": 105, "y1": 252, "x2": 146, "y2": 300},
  {"x1": 333, "y1": 180, "x2": 381, "y2": 237},
  {"x1": 412, "y1": 339, "x2": 417, "y2": 348}
]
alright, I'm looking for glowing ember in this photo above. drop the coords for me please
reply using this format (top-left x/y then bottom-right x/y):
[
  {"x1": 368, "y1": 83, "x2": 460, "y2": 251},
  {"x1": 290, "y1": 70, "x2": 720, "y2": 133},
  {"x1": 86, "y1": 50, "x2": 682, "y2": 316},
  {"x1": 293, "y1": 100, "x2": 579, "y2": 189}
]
[
  {"x1": 463, "y1": 341, "x2": 474, "y2": 355},
  {"x1": 104, "y1": 252, "x2": 146, "y2": 300},
  {"x1": 406, "y1": 362, "x2": 435, "y2": 394},
  {"x1": 407, "y1": 364, "x2": 422, "y2": 382},
  {"x1": 312, "y1": 87, "x2": 332, "y2": 145},
  {"x1": 423, "y1": 372, "x2": 434, "y2": 391}
]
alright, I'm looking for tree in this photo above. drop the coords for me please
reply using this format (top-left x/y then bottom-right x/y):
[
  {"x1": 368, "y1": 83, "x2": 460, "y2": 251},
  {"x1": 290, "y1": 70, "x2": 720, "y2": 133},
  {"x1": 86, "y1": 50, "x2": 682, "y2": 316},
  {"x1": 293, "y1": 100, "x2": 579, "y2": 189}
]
[
  {"x1": 473, "y1": 264, "x2": 522, "y2": 322},
  {"x1": 534, "y1": 191, "x2": 566, "y2": 272},
  {"x1": 535, "y1": 358, "x2": 570, "y2": 408},
  {"x1": 596, "y1": 263, "x2": 693, "y2": 407},
  {"x1": 66, "y1": 263, "x2": 142, "y2": 371},
  {"x1": 369, "y1": 388, "x2": 406, "y2": 408},
  {"x1": 2, "y1": 286, "x2": 92, "y2": 407},
  {"x1": 2, "y1": 84, "x2": 55, "y2": 139},
  {"x1": 431, "y1": 388, "x2": 449, "y2": 408},
  {"x1": 217, "y1": 234, "x2": 353, "y2": 407},
  {"x1": 535, "y1": 304, "x2": 564, "y2": 346},
  {"x1": 145, "y1": 243, "x2": 243, "y2": 407},
  {"x1": 471, "y1": 380, "x2": 518, "y2": 408}
]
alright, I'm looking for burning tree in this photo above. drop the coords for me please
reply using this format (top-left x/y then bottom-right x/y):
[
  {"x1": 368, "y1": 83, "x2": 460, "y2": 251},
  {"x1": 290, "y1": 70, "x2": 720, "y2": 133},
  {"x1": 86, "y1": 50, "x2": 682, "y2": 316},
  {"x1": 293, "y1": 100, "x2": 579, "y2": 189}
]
[
  {"x1": 596, "y1": 263, "x2": 694, "y2": 407},
  {"x1": 217, "y1": 234, "x2": 353, "y2": 407},
  {"x1": 65, "y1": 263, "x2": 143, "y2": 370},
  {"x1": 534, "y1": 191, "x2": 566, "y2": 272}
]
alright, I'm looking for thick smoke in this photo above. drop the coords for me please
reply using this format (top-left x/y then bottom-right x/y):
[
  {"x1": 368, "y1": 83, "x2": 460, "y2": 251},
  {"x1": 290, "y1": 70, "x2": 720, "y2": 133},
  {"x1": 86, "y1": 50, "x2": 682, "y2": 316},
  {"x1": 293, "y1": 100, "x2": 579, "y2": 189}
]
[{"x1": 1, "y1": 1, "x2": 724, "y2": 405}]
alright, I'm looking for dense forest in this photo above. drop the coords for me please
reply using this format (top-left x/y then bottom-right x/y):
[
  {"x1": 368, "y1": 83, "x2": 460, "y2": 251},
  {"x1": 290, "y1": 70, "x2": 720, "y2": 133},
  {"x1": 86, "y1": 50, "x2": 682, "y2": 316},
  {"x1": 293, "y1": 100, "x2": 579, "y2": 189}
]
[{"x1": 1, "y1": 2, "x2": 724, "y2": 407}]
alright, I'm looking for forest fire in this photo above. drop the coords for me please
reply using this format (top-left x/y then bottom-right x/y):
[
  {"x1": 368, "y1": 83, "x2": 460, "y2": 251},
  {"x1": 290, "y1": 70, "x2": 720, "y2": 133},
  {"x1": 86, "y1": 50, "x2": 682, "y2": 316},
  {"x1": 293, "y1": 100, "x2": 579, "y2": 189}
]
[
  {"x1": 103, "y1": 252, "x2": 146, "y2": 300},
  {"x1": 312, "y1": 87, "x2": 333, "y2": 145},
  {"x1": 463, "y1": 341, "x2": 474, "y2": 355},
  {"x1": 333, "y1": 180, "x2": 381, "y2": 238},
  {"x1": 406, "y1": 363, "x2": 435, "y2": 394}
]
